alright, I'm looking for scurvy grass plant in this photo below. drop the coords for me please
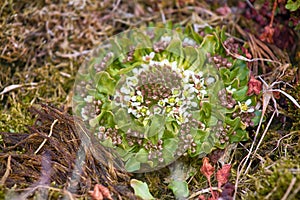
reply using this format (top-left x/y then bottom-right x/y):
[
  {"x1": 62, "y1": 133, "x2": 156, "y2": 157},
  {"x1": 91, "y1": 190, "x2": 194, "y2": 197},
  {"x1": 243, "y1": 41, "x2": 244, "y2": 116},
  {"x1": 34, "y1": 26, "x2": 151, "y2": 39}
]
[{"x1": 73, "y1": 26, "x2": 261, "y2": 172}]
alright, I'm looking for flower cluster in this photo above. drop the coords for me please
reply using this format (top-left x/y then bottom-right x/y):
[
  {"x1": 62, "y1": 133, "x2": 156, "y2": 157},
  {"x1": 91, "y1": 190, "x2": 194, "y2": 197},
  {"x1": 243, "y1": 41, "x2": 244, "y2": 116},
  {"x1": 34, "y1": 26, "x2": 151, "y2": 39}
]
[
  {"x1": 211, "y1": 121, "x2": 233, "y2": 145},
  {"x1": 153, "y1": 36, "x2": 172, "y2": 52},
  {"x1": 176, "y1": 119, "x2": 201, "y2": 156},
  {"x1": 208, "y1": 53, "x2": 233, "y2": 69},
  {"x1": 97, "y1": 126, "x2": 122, "y2": 145},
  {"x1": 73, "y1": 27, "x2": 262, "y2": 172},
  {"x1": 145, "y1": 140, "x2": 164, "y2": 163},
  {"x1": 94, "y1": 52, "x2": 114, "y2": 72},
  {"x1": 114, "y1": 53, "x2": 206, "y2": 126},
  {"x1": 223, "y1": 38, "x2": 240, "y2": 55},
  {"x1": 218, "y1": 88, "x2": 236, "y2": 109}
]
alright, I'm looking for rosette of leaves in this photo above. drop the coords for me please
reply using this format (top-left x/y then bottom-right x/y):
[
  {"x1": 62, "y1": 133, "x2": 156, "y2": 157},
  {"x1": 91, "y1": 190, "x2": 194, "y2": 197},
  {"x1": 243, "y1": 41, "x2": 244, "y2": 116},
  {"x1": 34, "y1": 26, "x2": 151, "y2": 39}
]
[{"x1": 73, "y1": 25, "x2": 261, "y2": 172}]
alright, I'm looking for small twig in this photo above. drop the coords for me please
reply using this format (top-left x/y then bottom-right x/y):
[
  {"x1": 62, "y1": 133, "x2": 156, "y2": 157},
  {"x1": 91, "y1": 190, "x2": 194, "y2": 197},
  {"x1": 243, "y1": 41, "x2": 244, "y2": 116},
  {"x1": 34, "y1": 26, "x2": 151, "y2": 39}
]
[
  {"x1": 217, "y1": 33, "x2": 282, "y2": 66},
  {"x1": 0, "y1": 82, "x2": 40, "y2": 96},
  {"x1": 245, "y1": 0, "x2": 254, "y2": 9},
  {"x1": 281, "y1": 177, "x2": 296, "y2": 200},
  {"x1": 269, "y1": 0, "x2": 277, "y2": 27},
  {"x1": 269, "y1": 131, "x2": 296, "y2": 154},
  {"x1": 55, "y1": 50, "x2": 90, "y2": 58},
  {"x1": 159, "y1": 5, "x2": 166, "y2": 24},
  {"x1": 245, "y1": 110, "x2": 276, "y2": 174},
  {"x1": 34, "y1": 119, "x2": 59, "y2": 155},
  {"x1": 188, "y1": 187, "x2": 220, "y2": 199},
  {"x1": 0, "y1": 155, "x2": 11, "y2": 185},
  {"x1": 112, "y1": 0, "x2": 121, "y2": 12}
]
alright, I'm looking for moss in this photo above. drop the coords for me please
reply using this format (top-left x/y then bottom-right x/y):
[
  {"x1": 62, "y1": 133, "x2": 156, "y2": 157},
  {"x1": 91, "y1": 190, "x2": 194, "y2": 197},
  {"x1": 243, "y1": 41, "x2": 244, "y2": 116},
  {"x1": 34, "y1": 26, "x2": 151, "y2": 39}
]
[
  {"x1": 0, "y1": 102, "x2": 33, "y2": 133},
  {"x1": 244, "y1": 134, "x2": 300, "y2": 199}
]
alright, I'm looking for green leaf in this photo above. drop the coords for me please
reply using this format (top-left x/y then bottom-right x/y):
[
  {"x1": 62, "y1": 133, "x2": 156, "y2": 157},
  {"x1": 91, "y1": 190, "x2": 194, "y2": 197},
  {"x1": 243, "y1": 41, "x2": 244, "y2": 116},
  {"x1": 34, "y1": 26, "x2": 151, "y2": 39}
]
[
  {"x1": 252, "y1": 110, "x2": 262, "y2": 126},
  {"x1": 184, "y1": 24, "x2": 203, "y2": 44},
  {"x1": 131, "y1": 31, "x2": 152, "y2": 47},
  {"x1": 286, "y1": 0, "x2": 300, "y2": 12},
  {"x1": 200, "y1": 102, "x2": 212, "y2": 121},
  {"x1": 95, "y1": 71, "x2": 116, "y2": 95},
  {"x1": 162, "y1": 138, "x2": 178, "y2": 163},
  {"x1": 130, "y1": 179, "x2": 155, "y2": 200},
  {"x1": 230, "y1": 129, "x2": 249, "y2": 143},
  {"x1": 233, "y1": 86, "x2": 248, "y2": 101},
  {"x1": 168, "y1": 180, "x2": 189, "y2": 199},
  {"x1": 199, "y1": 35, "x2": 217, "y2": 54},
  {"x1": 125, "y1": 157, "x2": 141, "y2": 172},
  {"x1": 225, "y1": 117, "x2": 241, "y2": 132},
  {"x1": 146, "y1": 114, "x2": 165, "y2": 138},
  {"x1": 114, "y1": 108, "x2": 131, "y2": 129},
  {"x1": 164, "y1": 138, "x2": 178, "y2": 152},
  {"x1": 135, "y1": 148, "x2": 149, "y2": 163},
  {"x1": 101, "y1": 137, "x2": 114, "y2": 148},
  {"x1": 166, "y1": 39, "x2": 183, "y2": 56},
  {"x1": 201, "y1": 141, "x2": 213, "y2": 154},
  {"x1": 184, "y1": 47, "x2": 205, "y2": 72}
]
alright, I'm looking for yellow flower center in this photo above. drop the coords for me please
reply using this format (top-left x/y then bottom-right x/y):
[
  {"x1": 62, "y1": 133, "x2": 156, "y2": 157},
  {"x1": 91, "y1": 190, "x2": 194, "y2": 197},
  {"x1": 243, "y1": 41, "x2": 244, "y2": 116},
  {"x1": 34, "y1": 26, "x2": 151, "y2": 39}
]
[{"x1": 240, "y1": 103, "x2": 248, "y2": 111}]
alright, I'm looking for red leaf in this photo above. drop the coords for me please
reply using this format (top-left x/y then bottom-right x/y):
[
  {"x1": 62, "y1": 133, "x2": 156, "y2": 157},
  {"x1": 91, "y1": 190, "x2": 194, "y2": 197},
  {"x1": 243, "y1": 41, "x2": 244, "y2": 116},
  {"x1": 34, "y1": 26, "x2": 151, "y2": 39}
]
[
  {"x1": 216, "y1": 164, "x2": 231, "y2": 188},
  {"x1": 89, "y1": 184, "x2": 112, "y2": 200},
  {"x1": 247, "y1": 75, "x2": 262, "y2": 96},
  {"x1": 200, "y1": 157, "x2": 216, "y2": 199},
  {"x1": 200, "y1": 157, "x2": 215, "y2": 180},
  {"x1": 98, "y1": 184, "x2": 113, "y2": 200},
  {"x1": 89, "y1": 185, "x2": 103, "y2": 200},
  {"x1": 259, "y1": 25, "x2": 275, "y2": 43}
]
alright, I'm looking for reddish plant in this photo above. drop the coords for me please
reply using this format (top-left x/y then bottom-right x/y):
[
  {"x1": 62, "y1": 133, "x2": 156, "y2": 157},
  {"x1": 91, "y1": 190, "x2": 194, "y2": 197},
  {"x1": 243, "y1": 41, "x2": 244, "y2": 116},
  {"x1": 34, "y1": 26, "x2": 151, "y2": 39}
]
[
  {"x1": 89, "y1": 184, "x2": 113, "y2": 200},
  {"x1": 247, "y1": 75, "x2": 262, "y2": 95}
]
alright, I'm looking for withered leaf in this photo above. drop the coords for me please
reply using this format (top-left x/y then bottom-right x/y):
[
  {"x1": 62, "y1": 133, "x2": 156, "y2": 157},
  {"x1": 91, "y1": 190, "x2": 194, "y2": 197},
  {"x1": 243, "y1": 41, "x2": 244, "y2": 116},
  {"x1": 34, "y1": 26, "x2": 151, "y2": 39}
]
[
  {"x1": 216, "y1": 164, "x2": 231, "y2": 188},
  {"x1": 200, "y1": 157, "x2": 215, "y2": 180}
]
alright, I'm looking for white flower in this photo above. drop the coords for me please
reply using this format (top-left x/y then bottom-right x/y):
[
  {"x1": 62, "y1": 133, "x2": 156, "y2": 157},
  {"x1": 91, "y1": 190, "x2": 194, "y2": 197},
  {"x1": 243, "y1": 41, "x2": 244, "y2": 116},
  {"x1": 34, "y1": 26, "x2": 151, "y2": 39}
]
[
  {"x1": 161, "y1": 36, "x2": 171, "y2": 43},
  {"x1": 84, "y1": 95, "x2": 93, "y2": 103},
  {"x1": 159, "y1": 59, "x2": 170, "y2": 66},
  {"x1": 132, "y1": 68, "x2": 139, "y2": 74},
  {"x1": 226, "y1": 85, "x2": 237, "y2": 93},
  {"x1": 142, "y1": 52, "x2": 155, "y2": 62},
  {"x1": 123, "y1": 95, "x2": 131, "y2": 102},
  {"x1": 183, "y1": 70, "x2": 194, "y2": 83},
  {"x1": 205, "y1": 76, "x2": 215, "y2": 85},
  {"x1": 81, "y1": 108, "x2": 88, "y2": 121},
  {"x1": 126, "y1": 76, "x2": 138, "y2": 87},
  {"x1": 190, "y1": 101, "x2": 198, "y2": 107},
  {"x1": 183, "y1": 37, "x2": 196, "y2": 46},
  {"x1": 149, "y1": 60, "x2": 159, "y2": 66},
  {"x1": 197, "y1": 90, "x2": 207, "y2": 100},
  {"x1": 172, "y1": 88, "x2": 181, "y2": 97},
  {"x1": 171, "y1": 61, "x2": 178, "y2": 71},
  {"x1": 158, "y1": 99, "x2": 166, "y2": 107},
  {"x1": 188, "y1": 86, "x2": 197, "y2": 94},
  {"x1": 138, "y1": 106, "x2": 151, "y2": 117},
  {"x1": 131, "y1": 102, "x2": 141, "y2": 107},
  {"x1": 131, "y1": 96, "x2": 137, "y2": 101},
  {"x1": 153, "y1": 106, "x2": 162, "y2": 114},
  {"x1": 120, "y1": 86, "x2": 131, "y2": 94},
  {"x1": 238, "y1": 99, "x2": 255, "y2": 113},
  {"x1": 128, "y1": 107, "x2": 135, "y2": 114}
]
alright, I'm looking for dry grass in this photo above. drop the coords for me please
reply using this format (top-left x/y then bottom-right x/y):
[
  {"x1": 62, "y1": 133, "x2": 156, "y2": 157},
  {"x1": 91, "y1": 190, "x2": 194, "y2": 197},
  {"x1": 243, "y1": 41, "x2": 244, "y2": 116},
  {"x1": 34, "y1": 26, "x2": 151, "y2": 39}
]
[{"x1": 0, "y1": 0, "x2": 299, "y2": 199}]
